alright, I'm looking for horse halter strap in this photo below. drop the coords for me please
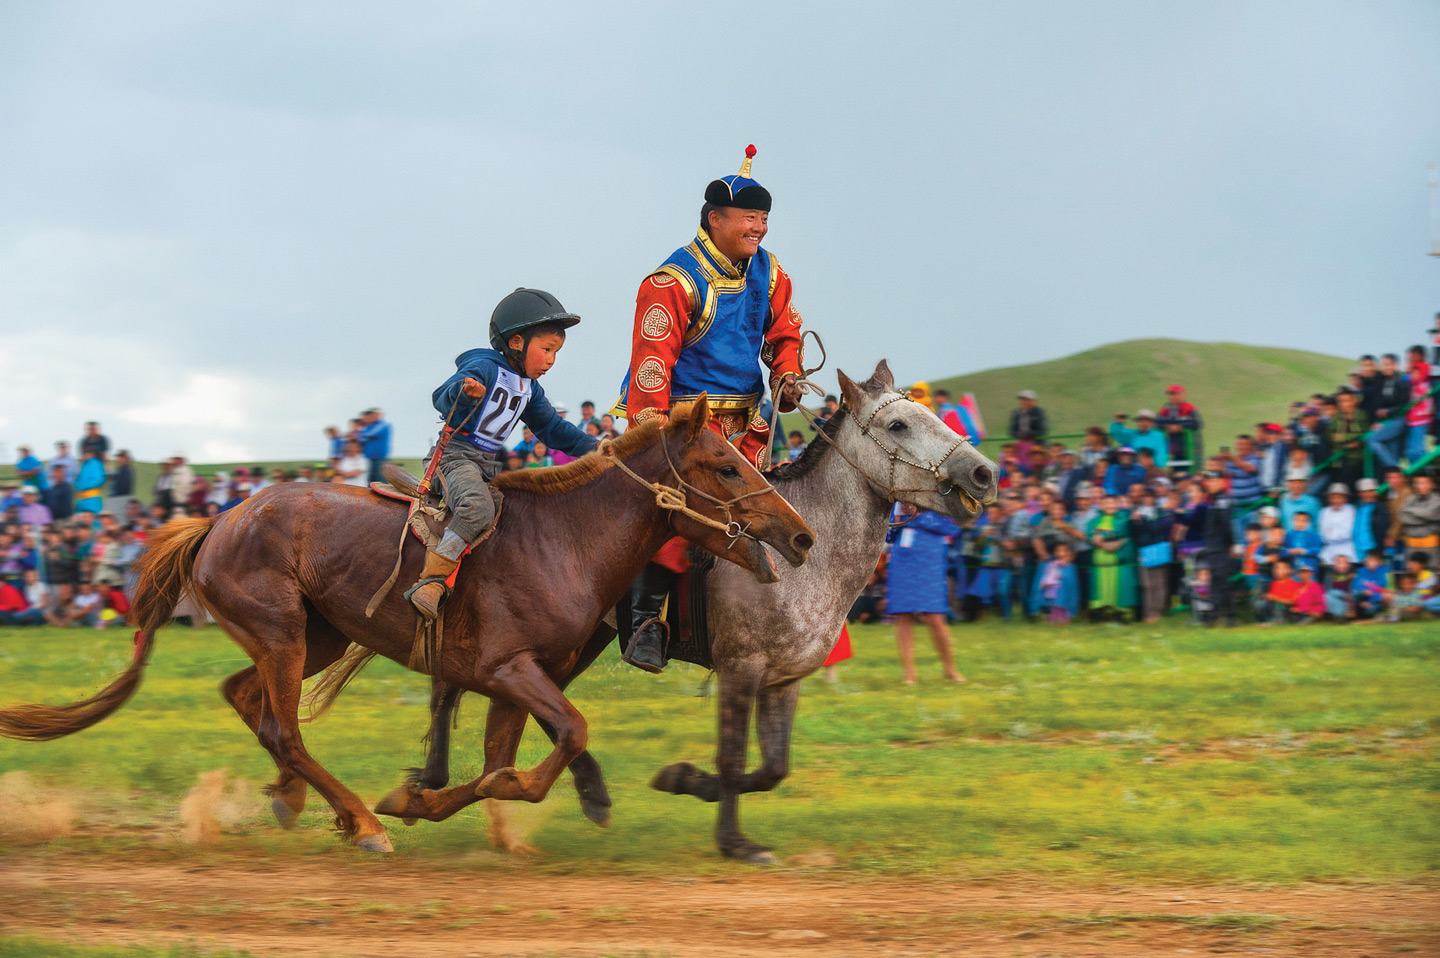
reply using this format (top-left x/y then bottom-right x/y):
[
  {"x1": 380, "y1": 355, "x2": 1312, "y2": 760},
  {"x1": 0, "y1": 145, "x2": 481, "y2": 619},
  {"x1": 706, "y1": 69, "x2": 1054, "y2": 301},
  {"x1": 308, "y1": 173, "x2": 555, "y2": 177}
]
[
  {"x1": 790, "y1": 386, "x2": 972, "y2": 511},
  {"x1": 854, "y1": 393, "x2": 970, "y2": 500},
  {"x1": 599, "y1": 435, "x2": 774, "y2": 548}
]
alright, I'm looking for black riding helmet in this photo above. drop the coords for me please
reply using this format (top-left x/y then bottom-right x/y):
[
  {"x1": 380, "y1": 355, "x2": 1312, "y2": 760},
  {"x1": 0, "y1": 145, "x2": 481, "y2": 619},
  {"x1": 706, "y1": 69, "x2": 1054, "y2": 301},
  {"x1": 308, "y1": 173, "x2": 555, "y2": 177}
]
[{"x1": 489, "y1": 287, "x2": 581, "y2": 371}]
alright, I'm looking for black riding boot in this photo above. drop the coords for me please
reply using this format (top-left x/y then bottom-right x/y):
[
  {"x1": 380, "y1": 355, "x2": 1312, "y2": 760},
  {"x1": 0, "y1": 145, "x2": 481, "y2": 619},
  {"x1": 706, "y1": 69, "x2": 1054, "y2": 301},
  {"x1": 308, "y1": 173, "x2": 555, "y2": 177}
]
[{"x1": 622, "y1": 562, "x2": 675, "y2": 674}]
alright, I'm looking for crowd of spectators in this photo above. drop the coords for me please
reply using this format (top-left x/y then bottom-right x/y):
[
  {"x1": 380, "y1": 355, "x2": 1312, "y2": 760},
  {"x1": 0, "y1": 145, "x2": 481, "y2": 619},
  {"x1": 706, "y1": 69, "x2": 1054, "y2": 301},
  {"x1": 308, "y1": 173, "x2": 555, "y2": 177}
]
[
  {"x1": 7, "y1": 343, "x2": 1438, "y2": 635},
  {"x1": 845, "y1": 340, "x2": 1440, "y2": 629}
]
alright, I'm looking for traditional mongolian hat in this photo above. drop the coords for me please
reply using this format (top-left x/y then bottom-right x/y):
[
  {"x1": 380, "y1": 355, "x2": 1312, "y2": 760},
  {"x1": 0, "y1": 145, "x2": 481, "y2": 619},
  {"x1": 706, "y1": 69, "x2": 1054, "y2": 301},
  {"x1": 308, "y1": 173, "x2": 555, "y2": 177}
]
[{"x1": 705, "y1": 145, "x2": 772, "y2": 211}]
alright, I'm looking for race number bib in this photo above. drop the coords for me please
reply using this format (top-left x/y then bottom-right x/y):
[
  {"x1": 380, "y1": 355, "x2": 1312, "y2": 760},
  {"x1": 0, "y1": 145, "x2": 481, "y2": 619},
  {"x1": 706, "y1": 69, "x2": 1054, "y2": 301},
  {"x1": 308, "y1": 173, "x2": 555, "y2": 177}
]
[{"x1": 461, "y1": 367, "x2": 532, "y2": 453}]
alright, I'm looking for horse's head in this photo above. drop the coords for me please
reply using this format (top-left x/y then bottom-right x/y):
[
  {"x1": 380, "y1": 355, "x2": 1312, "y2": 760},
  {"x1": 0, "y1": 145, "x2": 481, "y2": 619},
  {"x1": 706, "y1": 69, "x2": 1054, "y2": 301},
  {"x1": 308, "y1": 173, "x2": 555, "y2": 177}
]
[
  {"x1": 660, "y1": 397, "x2": 813, "y2": 582},
  {"x1": 835, "y1": 359, "x2": 998, "y2": 523}
]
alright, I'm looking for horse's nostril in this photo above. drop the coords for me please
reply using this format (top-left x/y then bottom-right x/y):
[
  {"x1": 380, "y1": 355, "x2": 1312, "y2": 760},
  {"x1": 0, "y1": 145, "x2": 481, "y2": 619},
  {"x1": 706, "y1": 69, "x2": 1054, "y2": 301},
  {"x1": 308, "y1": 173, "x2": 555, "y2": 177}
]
[
  {"x1": 973, "y1": 465, "x2": 992, "y2": 487},
  {"x1": 793, "y1": 533, "x2": 814, "y2": 552}
]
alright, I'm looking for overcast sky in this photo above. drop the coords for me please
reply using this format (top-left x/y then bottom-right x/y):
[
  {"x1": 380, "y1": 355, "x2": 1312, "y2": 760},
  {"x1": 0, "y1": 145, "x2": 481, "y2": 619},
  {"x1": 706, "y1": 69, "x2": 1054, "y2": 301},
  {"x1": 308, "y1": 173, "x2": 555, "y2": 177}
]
[{"x1": 2, "y1": 1, "x2": 1437, "y2": 462}]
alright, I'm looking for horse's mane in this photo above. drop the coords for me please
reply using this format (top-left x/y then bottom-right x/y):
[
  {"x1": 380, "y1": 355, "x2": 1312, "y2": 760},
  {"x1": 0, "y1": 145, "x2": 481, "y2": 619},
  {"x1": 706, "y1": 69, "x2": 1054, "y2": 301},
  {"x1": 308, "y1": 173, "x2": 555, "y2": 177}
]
[
  {"x1": 493, "y1": 417, "x2": 666, "y2": 497},
  {"x1": 767, "y1": 407, "x2": 849, "y2": 483}
]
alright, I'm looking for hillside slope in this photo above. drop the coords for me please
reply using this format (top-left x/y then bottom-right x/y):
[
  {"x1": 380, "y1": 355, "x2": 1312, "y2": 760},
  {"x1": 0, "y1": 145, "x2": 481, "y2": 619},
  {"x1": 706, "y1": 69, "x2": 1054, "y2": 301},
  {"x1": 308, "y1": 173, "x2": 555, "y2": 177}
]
[{"x1": 930, "y1": 339, "x2": 1354, "y2": 451}]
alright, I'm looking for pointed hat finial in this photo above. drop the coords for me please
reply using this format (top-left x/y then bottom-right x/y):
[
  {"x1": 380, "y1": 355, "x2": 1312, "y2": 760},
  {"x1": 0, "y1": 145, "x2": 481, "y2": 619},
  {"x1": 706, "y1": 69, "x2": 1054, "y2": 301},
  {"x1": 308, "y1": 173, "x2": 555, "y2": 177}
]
[{"x1": 738, "y1": 144, "x2": 757, "y2": 178}]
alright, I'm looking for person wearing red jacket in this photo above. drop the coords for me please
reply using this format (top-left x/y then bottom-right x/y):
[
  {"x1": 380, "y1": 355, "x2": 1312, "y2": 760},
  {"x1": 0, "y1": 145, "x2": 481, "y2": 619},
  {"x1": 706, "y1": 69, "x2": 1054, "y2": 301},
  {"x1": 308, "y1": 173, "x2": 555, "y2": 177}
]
[{"x1": 614, "y1": 146, "x2": 808, "y2": 672}]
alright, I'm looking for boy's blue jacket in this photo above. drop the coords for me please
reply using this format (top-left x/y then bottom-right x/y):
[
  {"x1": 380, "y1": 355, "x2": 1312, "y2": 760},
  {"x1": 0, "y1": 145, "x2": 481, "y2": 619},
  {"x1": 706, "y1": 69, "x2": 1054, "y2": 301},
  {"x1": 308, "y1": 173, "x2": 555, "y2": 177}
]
[{"x1": 433, "y1": 348, "x2": 598, "y2": 458}]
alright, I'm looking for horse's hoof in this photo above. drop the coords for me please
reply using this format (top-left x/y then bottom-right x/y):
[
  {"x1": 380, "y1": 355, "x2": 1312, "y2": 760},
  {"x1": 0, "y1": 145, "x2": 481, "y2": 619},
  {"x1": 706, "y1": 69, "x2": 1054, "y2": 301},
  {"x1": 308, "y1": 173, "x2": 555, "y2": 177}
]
[
  {"x1": 723, "y1": 841, "x2": 778, "y2": 866},
  {"x1": 651, "y1": 762, "x2": 699, "y2": 794},
  {"x1": 353, "y1": 831, "x2": 394, "y2": 853},
  {"x1": 475, "y1": 767, "x2": 519, "y2": 800},
  {"x1": 270, "y1": 797, "x2": 301, "y2": 830},
  {"x1": 374, "y1": 785, "x2": 422, "y2": 820},
  {"x1": 580, "y1": 799, "x2": 611, "y2": 828}
]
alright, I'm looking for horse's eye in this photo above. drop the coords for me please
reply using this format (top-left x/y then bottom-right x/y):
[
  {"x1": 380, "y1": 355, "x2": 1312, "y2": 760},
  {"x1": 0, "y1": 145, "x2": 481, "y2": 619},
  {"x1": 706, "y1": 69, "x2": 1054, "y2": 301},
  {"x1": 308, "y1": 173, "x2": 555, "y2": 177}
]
[
  {"x1": 720, "y1": 466, "x2": 741, "y2": 479},
  {"x1": 887, "y1": 420, "x2": 908, "y2": 433}
]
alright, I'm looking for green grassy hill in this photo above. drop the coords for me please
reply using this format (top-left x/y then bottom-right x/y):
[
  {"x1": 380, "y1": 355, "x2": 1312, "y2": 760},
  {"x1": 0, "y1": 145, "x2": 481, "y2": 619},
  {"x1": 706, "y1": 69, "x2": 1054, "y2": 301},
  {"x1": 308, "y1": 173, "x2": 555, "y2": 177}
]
[{"x1": 930, "y1": 339, "x2": 1354, "y2": 451}]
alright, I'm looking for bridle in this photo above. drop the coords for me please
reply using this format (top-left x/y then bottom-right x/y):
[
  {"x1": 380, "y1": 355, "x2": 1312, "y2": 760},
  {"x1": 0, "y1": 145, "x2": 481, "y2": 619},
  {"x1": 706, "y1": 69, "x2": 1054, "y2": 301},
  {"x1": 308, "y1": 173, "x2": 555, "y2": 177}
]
[
  {"x1": 852, "y1": 393, "x2": 972, "y2": 502},
  {"x1": 600, "y1": 431, "x2": 777, "y2": 549},
  {"x1": 789, "y1": 384, "x2": 982, "y2": 518}
]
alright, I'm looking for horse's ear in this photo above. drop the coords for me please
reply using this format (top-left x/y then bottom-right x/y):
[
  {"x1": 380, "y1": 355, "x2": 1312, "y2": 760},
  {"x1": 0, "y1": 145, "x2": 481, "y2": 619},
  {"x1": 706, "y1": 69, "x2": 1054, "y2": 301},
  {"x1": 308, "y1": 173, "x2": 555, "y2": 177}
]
[
  {"x1": 860, "y1": 359, "x2": 895, "y2": 395},
  {"x1": 837, "y1": 369, "x2": 867, "y2": 411},
  {"x1": 678, "y1": 394, "x2": 712, "y2": 440}
]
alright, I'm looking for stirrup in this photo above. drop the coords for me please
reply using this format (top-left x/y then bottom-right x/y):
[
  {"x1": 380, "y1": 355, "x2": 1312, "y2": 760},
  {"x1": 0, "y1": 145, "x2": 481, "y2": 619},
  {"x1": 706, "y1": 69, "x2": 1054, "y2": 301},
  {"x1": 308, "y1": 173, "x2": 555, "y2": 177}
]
[{"x1": 622, "y1": 620, "x2": 668, "y2": 674}]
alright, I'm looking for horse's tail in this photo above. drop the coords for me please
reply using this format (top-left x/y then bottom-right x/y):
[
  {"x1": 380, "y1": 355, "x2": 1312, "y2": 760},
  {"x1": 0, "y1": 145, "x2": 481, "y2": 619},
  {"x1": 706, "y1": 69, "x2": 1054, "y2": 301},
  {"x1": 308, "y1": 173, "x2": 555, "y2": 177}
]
[
  {"x1": 0, "y1": 517, "x2": 213, "y2": 742},
  {"x1": 130, "y1": 517, "x2": 213, "y2": 632},
  {"x1": 300, "y1": 644, "x2": 378, "y2": 723}
]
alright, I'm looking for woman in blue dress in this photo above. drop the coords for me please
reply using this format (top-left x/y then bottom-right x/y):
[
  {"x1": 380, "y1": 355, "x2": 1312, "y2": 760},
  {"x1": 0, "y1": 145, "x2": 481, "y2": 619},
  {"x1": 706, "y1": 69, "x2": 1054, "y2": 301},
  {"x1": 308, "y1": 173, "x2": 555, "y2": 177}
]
[{"x1": 887, "y1": 504, "x2": 965, "y2": 684}]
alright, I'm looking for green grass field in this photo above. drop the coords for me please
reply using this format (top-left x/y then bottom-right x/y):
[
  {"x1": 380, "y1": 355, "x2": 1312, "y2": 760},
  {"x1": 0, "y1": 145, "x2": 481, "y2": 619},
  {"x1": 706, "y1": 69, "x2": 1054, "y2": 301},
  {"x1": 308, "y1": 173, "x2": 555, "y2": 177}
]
[{"x1": 0, "y1": 618, "x2": 1435, "y2": 884}]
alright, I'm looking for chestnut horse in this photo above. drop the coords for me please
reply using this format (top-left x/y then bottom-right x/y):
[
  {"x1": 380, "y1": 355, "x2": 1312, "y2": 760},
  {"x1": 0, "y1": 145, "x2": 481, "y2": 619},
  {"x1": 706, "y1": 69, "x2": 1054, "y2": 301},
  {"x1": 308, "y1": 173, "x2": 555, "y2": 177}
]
[{"x1": 0, "y1": 398, "x2": 813, "y2": 853}]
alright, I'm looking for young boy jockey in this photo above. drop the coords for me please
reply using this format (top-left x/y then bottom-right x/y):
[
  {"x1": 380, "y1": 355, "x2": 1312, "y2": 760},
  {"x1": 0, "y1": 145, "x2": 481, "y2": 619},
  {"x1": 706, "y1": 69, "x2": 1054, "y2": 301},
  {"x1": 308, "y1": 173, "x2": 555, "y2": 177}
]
[{"x1": 406, "y1": 288, "x2": 599, "y2": 620}]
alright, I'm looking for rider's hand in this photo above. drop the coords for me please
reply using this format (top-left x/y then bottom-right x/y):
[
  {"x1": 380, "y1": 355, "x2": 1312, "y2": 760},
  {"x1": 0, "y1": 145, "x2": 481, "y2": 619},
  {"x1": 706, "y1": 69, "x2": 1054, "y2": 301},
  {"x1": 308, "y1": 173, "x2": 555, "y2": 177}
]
[
  {"x1": 778, "y1": 374, "x2": 801, "y2": 407},
  {"x1": 461, "y1": 377, "x2": 486, "y2": 400}
]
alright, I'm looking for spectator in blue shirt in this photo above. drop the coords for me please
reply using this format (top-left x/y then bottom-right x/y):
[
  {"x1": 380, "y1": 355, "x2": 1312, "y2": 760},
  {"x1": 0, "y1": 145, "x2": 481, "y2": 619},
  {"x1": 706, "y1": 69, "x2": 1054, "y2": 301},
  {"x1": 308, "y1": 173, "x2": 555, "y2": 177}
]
[
  {"x1": 15, "y1": 445, "x2": 47, "y2": 491},
  {"x1": 358, "y1": 408, "x2": 393, "y2": 484},
  {"x1": 1108, "y1": 410, "x2": 1169, "y2": 466},
  {"x1": 1279, "y1": 471, "x2": 1321, "y2": 529},
  {"x1": 1282, "y1": 511, "x2": 1322, "y2": 572},
  {"x1": 1104, "y1": 448, "x2": 1147, "y2": 496}
]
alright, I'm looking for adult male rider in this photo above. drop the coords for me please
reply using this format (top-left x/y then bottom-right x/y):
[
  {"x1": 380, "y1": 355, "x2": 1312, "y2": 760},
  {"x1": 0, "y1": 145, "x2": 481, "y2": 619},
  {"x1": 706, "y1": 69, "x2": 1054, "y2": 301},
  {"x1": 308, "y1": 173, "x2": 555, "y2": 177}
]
[{"x1": 614, "y1": 145, "x2": 806, "y2": 673}]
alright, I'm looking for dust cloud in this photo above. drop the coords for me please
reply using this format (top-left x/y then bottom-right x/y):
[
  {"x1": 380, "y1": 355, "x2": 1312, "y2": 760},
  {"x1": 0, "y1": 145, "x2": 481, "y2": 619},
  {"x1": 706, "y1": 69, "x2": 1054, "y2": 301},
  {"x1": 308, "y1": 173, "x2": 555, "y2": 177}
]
[
  {"x1": 0, "y1": 770, "x2": 76, "y2": 843},
  {"x1": 178, "y1": 769, "x2": 261, "y2": 844}
]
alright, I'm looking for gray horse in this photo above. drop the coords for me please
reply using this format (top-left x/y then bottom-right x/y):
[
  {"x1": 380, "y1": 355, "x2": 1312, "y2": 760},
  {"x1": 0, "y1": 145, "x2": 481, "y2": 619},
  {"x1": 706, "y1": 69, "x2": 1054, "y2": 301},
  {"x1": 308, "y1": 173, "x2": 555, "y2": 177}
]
[{"x1": 371, "y1": 360, "x2": 998, "y2": 863}]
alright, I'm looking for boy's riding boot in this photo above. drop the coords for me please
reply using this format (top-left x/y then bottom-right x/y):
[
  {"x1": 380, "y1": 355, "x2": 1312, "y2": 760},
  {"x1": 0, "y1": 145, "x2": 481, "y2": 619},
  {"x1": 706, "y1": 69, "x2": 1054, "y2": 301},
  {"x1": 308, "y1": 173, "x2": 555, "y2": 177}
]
[
  {"x1": 622, "y1": 562, "x2": 675, "y2": 673},
  {"x1": 405, "y1": 549, "x2": 460, "y2": 621}
]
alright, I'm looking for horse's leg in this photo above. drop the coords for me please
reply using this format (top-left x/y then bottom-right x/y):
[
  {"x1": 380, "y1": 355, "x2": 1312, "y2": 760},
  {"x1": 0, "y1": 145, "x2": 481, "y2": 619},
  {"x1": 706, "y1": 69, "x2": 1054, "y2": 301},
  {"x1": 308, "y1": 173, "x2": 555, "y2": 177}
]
[
  {"x1": 383, "y1": 623, "x2": 617, "y2": 828},
  {"x1": 650, "y1": 681, "x2": 800, "y2": 804},
  {"x1": 658, "y1": 667, "x2": 772, "y2": 863},
  {"x1": 219, "y1": 613, "x2": 350, "y2": 830},
  {"x1": 377, "y1": 675, "x2": 556, "y2": 825},
  {"x1": 221, "y1": 667, "x2": 306, "y2": 828},
  {"x1": 538, "y1": 622, "x2": 616, "y2": 824},
  {"x1": 412, "y1": 681, "x2": 465, "y2": 790},
  {"x1": 211, "y1": 597, "x2": 393, "y2": 852},
  {"x1": 741, "y1": 680, "x2": 802, "y2": 793},
  {"x1": 472, "y1": 654, "x2": 588, "y2": 804}
]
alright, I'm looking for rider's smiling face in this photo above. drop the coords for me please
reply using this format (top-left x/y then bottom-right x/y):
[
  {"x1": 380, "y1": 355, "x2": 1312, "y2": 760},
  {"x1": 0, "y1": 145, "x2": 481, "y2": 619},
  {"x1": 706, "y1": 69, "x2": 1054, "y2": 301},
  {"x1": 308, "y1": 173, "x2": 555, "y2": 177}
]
[{"x1": 706, "y1": 207, "x2": 768, "y2": 263}]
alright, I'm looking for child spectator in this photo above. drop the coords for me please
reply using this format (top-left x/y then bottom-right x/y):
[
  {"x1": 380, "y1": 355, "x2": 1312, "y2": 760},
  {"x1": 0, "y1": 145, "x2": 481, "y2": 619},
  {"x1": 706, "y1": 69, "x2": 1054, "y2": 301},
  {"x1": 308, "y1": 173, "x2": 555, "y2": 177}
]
[
  {"x1": 95, "y1": 579, "x2": 131, "y2": 629},
  {"x1": 1292, "y1": 565, "x2": 1325, "y2": 622},
  {"x1": 63, "y1": 581, "x2": 103, "y2": 628},
  {"x1": 1261, "y1": 560, "x2": 1301, "y2": 624},
  {"x1": 1353, "y1": 549, "x2": 1389, "y2": 620},
  {"x1": 0, "y1": 577, "x2": 44, "y2": 625},
  {"x1": 1324, "y1": 554, "x2": 1356, "y2": 620},
  {"x1": 1385, "y1": 573, "x2": 1424, "y2": 622},
  {"x1": 1240, "y1": 524, "x2": 1266, "y2": 606},
  {"x1": 964, "y1": 503, "x2": 1010, "y2": 620},
  {"x1": 1283, "y1": 511, "x2": 1322, "y2": 572},
  {"x1": 785, "y1": 431, "x2": 806, "y2": 462},
  {"x1": 1033, "y1": 541, "x2": 1080, "y2": 624},
  {"x1": 1188, "y1": 565, "x2": 1214, "y2": 624}
]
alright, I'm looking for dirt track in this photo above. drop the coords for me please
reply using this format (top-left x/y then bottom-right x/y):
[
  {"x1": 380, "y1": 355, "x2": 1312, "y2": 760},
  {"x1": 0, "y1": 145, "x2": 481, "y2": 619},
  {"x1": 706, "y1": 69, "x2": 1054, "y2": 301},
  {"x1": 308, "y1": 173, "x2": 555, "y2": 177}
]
[{"x1": 0, "y1": 855, "x2": 1435, "y2": 957}]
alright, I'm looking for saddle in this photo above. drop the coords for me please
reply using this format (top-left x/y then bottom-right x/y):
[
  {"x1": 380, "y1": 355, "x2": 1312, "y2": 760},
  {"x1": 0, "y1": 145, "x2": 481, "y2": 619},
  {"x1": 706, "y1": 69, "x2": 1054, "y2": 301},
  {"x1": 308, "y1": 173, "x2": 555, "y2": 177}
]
[
  {"x1": 364, "y1": 463, "x2": 502, "y2": 620},
  {"x1": 618, "y1": 549, "x2": 716, "y2": 670}
]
